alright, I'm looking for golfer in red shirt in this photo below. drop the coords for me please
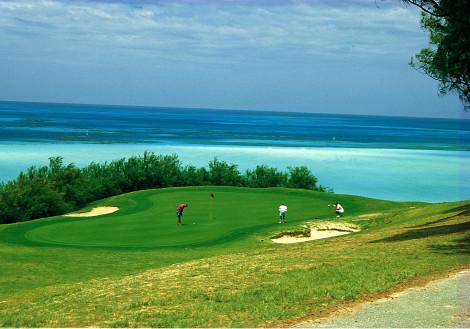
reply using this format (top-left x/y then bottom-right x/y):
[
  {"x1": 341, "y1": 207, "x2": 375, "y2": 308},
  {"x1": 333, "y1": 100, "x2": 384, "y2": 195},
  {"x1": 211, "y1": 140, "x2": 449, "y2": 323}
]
[{"x1": 176, "y1": 203, "x2": 188, "y2": 225}]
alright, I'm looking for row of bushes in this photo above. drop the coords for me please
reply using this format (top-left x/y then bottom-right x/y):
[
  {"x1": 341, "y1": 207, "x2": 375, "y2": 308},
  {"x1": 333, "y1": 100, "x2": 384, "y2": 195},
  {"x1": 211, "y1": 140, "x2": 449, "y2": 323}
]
[{"x1": 0, "y1": 152, "x2": 328, "y2": 224}]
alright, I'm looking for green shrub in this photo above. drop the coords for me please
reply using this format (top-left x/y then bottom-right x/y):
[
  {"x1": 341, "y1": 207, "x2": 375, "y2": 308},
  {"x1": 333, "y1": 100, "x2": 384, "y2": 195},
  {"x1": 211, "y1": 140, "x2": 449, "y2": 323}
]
[
  {"x1": 287, "y1": 166, "x2": 318, "y2": 190},
  {"x1": 0, "y1": 153, "x2": 326, "y2": 224}
]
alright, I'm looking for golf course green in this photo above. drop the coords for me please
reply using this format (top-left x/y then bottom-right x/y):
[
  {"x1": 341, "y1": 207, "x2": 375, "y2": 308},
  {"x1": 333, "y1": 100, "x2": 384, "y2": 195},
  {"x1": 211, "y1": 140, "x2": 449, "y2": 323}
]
[
  {"x1": 19, "y1": 187, "x2": 395, "y2": 248},
  {"x1": 0, "y1": 186, "x2": 468, "y2": 327}
]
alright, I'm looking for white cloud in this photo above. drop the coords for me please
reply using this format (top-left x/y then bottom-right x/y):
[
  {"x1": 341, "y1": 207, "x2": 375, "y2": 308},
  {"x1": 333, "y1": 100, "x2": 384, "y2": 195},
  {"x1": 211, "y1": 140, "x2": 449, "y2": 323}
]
[{"x1": 0, "y1": 0, "x2": 425, "y2": 64}]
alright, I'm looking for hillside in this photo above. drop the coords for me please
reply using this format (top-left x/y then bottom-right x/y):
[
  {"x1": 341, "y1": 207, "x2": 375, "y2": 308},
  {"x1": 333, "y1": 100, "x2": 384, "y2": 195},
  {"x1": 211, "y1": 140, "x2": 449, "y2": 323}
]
[{"x1": 0, "y1": 187, "x2": 468, "y2": 327}]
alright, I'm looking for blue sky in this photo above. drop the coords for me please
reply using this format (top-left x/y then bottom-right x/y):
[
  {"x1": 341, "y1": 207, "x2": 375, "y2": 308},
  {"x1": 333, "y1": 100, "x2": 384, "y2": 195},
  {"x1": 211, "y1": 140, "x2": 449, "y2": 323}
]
[{"x1": 0, "y1": 0, "x2": 467, "y2": 119}]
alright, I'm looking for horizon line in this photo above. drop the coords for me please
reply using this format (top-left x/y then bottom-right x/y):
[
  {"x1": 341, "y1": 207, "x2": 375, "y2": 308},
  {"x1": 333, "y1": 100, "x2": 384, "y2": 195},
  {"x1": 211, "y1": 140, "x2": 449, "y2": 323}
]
[{"x1": 1, "y1": 99, "x2": 467, "y2": 121}]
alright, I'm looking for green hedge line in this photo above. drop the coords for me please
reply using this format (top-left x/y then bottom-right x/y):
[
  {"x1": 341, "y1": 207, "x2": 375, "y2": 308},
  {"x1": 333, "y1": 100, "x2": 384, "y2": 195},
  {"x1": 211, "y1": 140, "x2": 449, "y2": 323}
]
[{"x1": 0, "y1": 152, "x2": 328, "y2": 224}]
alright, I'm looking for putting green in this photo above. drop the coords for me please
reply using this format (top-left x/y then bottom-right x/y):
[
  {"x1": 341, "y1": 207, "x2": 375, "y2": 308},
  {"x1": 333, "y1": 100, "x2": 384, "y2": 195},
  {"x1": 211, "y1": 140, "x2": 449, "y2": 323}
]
[{"x1": 22, "y1": 187, "x2": 396, "y2": 248}]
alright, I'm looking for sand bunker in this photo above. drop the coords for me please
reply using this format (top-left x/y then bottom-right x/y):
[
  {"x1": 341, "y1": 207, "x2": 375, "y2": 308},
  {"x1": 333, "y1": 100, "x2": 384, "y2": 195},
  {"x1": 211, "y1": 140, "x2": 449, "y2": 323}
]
[
  {"x1": 272, "y1": 222, "x2": 360, "y2": 244},
  {"x1": 64, "y1": 206, "x2": 119, "y2": 217}
]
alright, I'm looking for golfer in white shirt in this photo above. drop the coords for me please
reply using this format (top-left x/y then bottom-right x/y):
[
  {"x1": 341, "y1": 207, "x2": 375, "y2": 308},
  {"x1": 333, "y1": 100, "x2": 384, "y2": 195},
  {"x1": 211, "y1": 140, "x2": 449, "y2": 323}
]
[
  {"x1": 279, "y1": 204, "x2": 287, "y2": 223},
  {"x1": 329, "y1": 202, "x2": 344, "y2": 218}
]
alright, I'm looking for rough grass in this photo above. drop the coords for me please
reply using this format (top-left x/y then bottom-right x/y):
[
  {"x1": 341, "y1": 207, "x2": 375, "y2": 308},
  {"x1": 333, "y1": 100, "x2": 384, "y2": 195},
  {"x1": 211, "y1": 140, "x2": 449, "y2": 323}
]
[{"x1": 0, "y1": 187, "x2": 468, "y2": 327}]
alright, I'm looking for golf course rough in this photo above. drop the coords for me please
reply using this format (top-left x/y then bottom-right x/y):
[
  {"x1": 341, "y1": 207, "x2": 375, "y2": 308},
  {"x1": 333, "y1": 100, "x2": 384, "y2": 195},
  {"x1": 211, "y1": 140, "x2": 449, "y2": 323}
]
[
  {"x1": 298, "y1": 269, "x2": 470, "y2": 327},
  {"x1": 0, "y1": 186, "x2": 468, "y2": 327}
]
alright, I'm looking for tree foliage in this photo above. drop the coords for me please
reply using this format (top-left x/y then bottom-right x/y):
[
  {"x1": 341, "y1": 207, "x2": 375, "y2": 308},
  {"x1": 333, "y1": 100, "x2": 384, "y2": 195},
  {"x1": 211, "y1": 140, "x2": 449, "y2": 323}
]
[
  {"x1": 0, "y1": 153, "x2": 326, "y2": 224},
  {"x1": 287, "y1": 166, "x2": 318, "y2": 190},
  {"x1": 244, "y1": 165, "x2": 288, "y2": 188},
  {"x1": 404, "y1": 0, "x2": 470, "y2": 108},
  {"x1": 208, "y1": 158, "x2": 242, "y2": 186}
]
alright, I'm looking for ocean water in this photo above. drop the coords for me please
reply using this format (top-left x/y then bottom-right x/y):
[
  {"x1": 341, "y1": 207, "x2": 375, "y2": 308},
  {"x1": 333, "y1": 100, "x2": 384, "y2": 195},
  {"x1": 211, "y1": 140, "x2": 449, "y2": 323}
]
[{"x1": 0, "y1": 101, "x2": 469, "y2": 202}]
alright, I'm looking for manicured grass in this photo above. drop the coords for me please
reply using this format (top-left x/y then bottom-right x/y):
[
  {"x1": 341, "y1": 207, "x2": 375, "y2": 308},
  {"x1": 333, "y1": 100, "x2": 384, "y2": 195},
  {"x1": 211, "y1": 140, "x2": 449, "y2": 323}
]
[
  {"x1": 0, "y1": 187, "x2": 468, "y2": 327},
  {"x1": 22, "y1": 187, "x2": 397, "y2": 248}
]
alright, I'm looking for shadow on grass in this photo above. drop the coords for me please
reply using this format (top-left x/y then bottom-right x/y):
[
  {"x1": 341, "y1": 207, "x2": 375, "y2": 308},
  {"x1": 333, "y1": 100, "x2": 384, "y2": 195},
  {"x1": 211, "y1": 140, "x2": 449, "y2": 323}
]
[
  {"x1": 370, "y1": 221, "x2": 470, "y2": 254},
  {"x1": 371, "y1": 203, "x2": 470, "y2": 254},
  {"x1": 409, "y1": 204, "x2": 470, "y2": 228},
  {"x1": 371, "y1": 221, "x2": 470, "y2": 243},
  {"x1": 443, "y1": 204, "x2": 470, "y2": 216},
  {"x1": 429, "y1": 236, "x2": 470, "y2": 255}
]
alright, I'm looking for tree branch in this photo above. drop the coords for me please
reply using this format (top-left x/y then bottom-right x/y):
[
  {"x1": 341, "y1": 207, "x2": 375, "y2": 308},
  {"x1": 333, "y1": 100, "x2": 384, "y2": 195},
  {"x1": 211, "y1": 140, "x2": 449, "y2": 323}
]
[
  {"x1": 402, "y1": 0, "x2": 446, "y2": 17},
  {"x1": 411, "y1": 65, "x2": 442, "y2": 82}
]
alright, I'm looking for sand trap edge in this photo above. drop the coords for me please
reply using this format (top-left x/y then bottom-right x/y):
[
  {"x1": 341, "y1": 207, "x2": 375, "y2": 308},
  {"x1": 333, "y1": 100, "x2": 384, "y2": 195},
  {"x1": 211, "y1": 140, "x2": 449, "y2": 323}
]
[
  {"x1": 272, "y1": 222, "x2": 360, "y2": 244},
  {"x1": 64, "y1": 206, "x2": 119, "y2": 217}
]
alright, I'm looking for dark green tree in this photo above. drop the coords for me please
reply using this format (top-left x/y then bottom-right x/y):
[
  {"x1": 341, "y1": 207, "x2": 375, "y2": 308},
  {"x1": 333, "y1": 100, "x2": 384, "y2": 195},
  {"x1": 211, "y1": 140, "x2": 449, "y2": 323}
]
[
  {"x1": 244, "y1": 165, "x2": 288, "y2": 188},
  {"x1": 287, "y1": 166, "x2": 319, "y2": 190},
  {"x1": 180, "y1": 165, "x2": 209, "y2": 186},
  {"x1": 208, "y1": 158, "x2": 242, "y2": 186},
  {"x1": 403, "y1": 0, "x2": 470, "y2": 108}
]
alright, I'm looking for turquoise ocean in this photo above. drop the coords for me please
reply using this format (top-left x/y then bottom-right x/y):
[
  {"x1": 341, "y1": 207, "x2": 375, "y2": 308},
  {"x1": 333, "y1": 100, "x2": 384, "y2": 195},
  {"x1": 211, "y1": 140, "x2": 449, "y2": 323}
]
[{"x1": 1, "y1": 101, "x2": 468, "y2": 202}]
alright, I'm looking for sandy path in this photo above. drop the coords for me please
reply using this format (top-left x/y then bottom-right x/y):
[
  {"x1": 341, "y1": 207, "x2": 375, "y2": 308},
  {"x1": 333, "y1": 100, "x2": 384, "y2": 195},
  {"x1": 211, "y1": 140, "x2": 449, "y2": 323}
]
[
  {"x1": 64, "y1": 206, "x2": 119, "y2": 217},
  {"x1": 296, "y1": 269, "x2": 470, "y2": 328}
]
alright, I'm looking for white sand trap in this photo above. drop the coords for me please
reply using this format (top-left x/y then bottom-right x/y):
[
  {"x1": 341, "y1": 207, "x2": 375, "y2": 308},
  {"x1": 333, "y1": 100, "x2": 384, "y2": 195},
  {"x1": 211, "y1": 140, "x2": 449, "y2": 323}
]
[
  {"x1": 64, "y1": 206, "x2": 119, "y2": 217},
  {"x1": 272, "y1": 222, "x2": 359, "y2": 244}
]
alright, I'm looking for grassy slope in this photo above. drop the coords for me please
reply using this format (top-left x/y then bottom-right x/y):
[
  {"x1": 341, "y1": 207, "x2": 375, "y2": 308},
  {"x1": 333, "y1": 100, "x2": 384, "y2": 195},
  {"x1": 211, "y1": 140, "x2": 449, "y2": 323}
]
[{"x1": 0, "y1": 187, "x2": 468, "y2": 327}]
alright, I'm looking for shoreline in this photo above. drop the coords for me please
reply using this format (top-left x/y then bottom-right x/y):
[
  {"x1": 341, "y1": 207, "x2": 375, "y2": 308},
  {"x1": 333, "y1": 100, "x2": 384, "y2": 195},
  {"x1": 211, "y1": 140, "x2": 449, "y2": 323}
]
[
  {"x1": 0, "y1": 143, "x2": 468, "y2": 203},
  {"x1": 1, "y1": 140, "x2": 470, "y2": 152}
]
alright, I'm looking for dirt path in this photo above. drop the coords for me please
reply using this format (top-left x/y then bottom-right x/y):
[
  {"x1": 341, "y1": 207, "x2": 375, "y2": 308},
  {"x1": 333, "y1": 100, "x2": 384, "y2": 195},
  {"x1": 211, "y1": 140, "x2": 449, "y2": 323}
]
[{"x1": 296, "y1": 269, "x2": 470, "y2": 328}]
